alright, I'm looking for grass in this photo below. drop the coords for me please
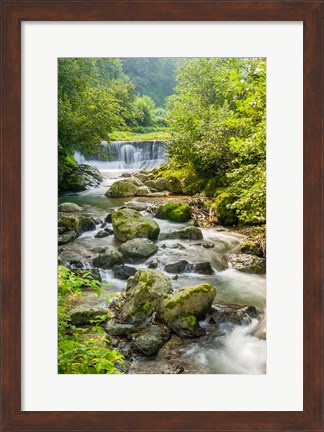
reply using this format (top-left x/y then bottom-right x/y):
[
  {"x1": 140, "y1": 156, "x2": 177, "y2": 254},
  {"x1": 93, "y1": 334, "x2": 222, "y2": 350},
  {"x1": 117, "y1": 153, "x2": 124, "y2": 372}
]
[{"x1": 110, "y1": 128, "x2": 172, "y2": 142}]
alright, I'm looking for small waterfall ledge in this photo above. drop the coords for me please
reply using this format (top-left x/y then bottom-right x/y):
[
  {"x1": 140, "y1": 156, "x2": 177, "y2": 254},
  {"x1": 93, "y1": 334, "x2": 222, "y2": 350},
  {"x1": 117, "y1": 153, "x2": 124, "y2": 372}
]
[{"x1": 74, "y1": 140, "x2": 166, "y2": 171}]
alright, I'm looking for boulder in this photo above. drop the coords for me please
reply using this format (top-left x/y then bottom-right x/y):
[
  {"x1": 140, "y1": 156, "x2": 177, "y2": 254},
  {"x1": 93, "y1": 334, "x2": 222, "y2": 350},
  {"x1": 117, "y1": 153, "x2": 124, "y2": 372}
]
[
  {"x1": 192, "y1": 262, "x2": 214, "y2": 275},
  {"x1": 124, "y1": 201, "x2": 149, "y2": 211},
  {"x1": 240, "y1": 239, "x2": 265, "y2": 257},
  {"x1": 105, "y1": 323, "x2": 136, "y2": 336},
  {"x1": 135, "y1": 186, "x2": 150, "y2": 196},
  {"x1": 64, "y1": 164, "x2": 103, "y2": 192},
  {"x1": 69, "y1": 305, "x2": 108, "y2": 326},
  {"x1": 164, "y1": 177, "x2": 182, "y2": 194},
  {"x1": 147, "y1": 260, "x2": 159, "y2": 269},
  {"x1": 134, "y1": 173, "x2": 149, "y2": 183},
  {"x1": 206, "y1": 304, "x2": 258, "y2": 327},
  {"x1": 156, "y1": 202, "x2": 192, "y2": 222},
  {"x1": 119, "y1": 238, "x2": 158, "y2": 263},
  {"x1": 121, "y1": 269, "x2": 172, "y2": 323},
  {"x1": 58, "y1": 231, "x2": 77, "y2": 244},
  {"x1": 169, "y1": 314, "x2": 206, "y2": 338},
  {"x1": 78, "y1": 216, "x2": 96, "y2": 233},
  {"x1": 166, "y1": 226, "x2": 203, "y2": 240},
  {"x1": 164, "y1": 260, "x2": 190, "y2": 274},
  {"x1": 105, "y1": 179, "x2": 140, "y2": 197},
  {"x1": 130, "y1": 325, "x2": 171, "y2": 356},
  {"x1": 112, "y1": 208, "x2": 160, "y2": 242},
  {"x1": 144, "y1": 180, "x2": 156, "y2": 189},
  {"x1": 105, "y1": 212, "x2": 114, "y2": 223},
  {"x1": 58, "y1": 202, "x2": 82, "y2": 213},
  {"x1": 160, "y1": 283, "x2": 217, "y2": 323},
  {"x1": 95, "y1": 229, "x2": 110, "y2": 238},
  {"x1": 229, "y1": 254, "x2": 266, "y2": 274},
  {"x1": 58, "y1": 215, "x2": 79, "y2": 232},
  {"x1": 93, "y1": 250, "x2": 124, "y2": 269},
  {"x1": 154, "y1": 178, "x2": 169, "y2": 191},
  {"x1": 113, "y1": 265, "x2": 137, "y2": 280}
]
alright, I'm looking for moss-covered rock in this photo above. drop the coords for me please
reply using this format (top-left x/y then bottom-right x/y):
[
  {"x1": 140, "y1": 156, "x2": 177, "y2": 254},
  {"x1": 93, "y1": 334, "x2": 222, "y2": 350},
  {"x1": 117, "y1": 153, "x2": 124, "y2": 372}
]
[
  {"x1": 62, "y1": 164, "x2": 103, "y2": 192},
  {"x1": 58, "y1": 231, "x2": 78, "y2": 244},
  {"x1": 135, "y1": 186, "x2": 150, "y2": 196},
  {"x1": 166, "y1": 226, "x2": 203, "y2": 240},
  {"x1": 240, "y1": 239, "x2": 265, "y2": 257},
  {"x1": 119, "y1": 238, "x2": 158, "y2": 263},
  {"x1": 228, "y1": 253, "x2": 266, "y2": 274},
  {"x1": 69, "y1": 305, "x2": 108, "y2": 326},
  {"x1": 154, "y1": 177, "x2": 169, "y2": 191},
  {"x1": 93, "y1": 250, "x2": 124, "y2": 269},
  {"x1": 165, "y1": 176, "x2": 183, "y2": 194},
  {"x1": 130, "y1": 325, "x2": 171, "y2": 356},
  {"x1": 112, "y1": 208, "x2": 160, "y2": 242},
  {"x1": 105, "y1": 179, "x2": 139, "y2": 197},
  {"x1": 156, "y1": 201, "x2": 192, "y2": 222},
  {"x1": 121, "y1": 269, "x2": 172, "y2": 323},
  {"x1": 160, "y1": 283, "x2": 217, "y2": 323},
  {"x1": 169, "y1": 314, "x2": 206, "y2": 338},
  {"x1": 58, "y1": 215, "x2": 80, "y2": 232},
  {"x1": 58, "y1": 202, "x2": 82, "y2": 212},
  {"x1": 213, "y1": 192, "x2": 238, "y2": 226},
  {"x1": 78, "y1": 216, "x2": 96, "y2": 233}
]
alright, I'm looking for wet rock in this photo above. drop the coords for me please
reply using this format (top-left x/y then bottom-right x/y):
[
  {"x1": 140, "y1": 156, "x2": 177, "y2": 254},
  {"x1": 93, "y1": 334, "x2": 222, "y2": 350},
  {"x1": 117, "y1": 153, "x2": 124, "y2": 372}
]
[
  {"x1": 105, "y1": 179, "x2": 141, "y2": 197},
  {"x1": 120, "y1": 172, "x2": 132, "y2": 178},
  {"x1": 69, "y1": 260, "x2": 83, "y2": 268},
  {"x1": 105, "y1": 323, "x2": 136, "y2": 336},
  {"x1": 112, "y1": 208, "x2": 160, "y2": 242},
  {"x1": 144, "y1": 180, "x2": 156, "y2": 189},
  {"x1": 134, "y1": 173, "x2": 149, "y2": 183},
  {"x1": 164, "y1": 260, "x2": 190, "y2": 274},
  {"x1": 71, "y1": 268, "x2": 102, "y2": 283},
  {"x1": 93, "y1": 250, "x2": 124, "y2": 269},
  {"x1": 69, "y1": 305, "x2": 108, "y2": 326},
  {"x1": 58, "y1": 231, "x2": 77, "y2": 244},
  {"x1": 160, "y1": 283, "x2": 217, "y2": 323},
  {"x1": 202, "y1": 243, "x2": 215, "y2": 249},
  {"x1": 120, "y1": 238, "x2": 158, "y2": 263},
  {"x1": 58, "y1": 202, "x2": 82, "y2": 212},
  {"x1": 240, "y1": 239, "x2": 265, "y2": 257},
  {"x1": 113, "y1": 264, "x2": 137, "y2": 280},
  {"x1": 229, "y1": 254, "x2": 266, "y2": 274},
  {"x1": 93, "y1": 218, "x2": 103, "y2": 224},
  {"x1": 92, "y1": 246, "x2": 108, "y2": 254},
  {"x1": 124, "y1": 201, "x2": 149, "y2": 211},
  {"x1": 100, "y1": 222, "x2": 107, "y2": 228},
  {"x1": 95, "y1": 229, "x2": 110, "y2": 238},
  {"x1": 131, "y1": 325, "x2": 171, "y2": 356},
  {"x1": 63, "y1": 164, "x2": 103, "y2": 192},
  {"x1": 78, "y1": 216, "x2": 96, "y2": 233},
  {"x1": 147, "y1": 260, "x2": 159, "y2": 269},
  {"x1": 192, "y1": 262, "x2": 214, "y2": 275},
  {"x1": 105, "y1": 213, "x2": 114, "y2": 223},
  {"x1": 121, "y1": 269, "x2": 172, "y2": 323},
  {"x1": 166, "y1": 226, "x2": 203, "y2": 240},
  {"x1": 105, "y1": 228, "x2": 114, "y2": 235},
  {"x1": 206, "y1": 304, "x2": 258, "y2": 326},
  {"x1": 170, "y1": 314, "x2": 206, "y2": 338},
  {"x1": 58, "y1": 215, "x2": 79, "y2": 233},
  {"x1": 156, "y1": 201, "x2": 192, "y2": 222}
]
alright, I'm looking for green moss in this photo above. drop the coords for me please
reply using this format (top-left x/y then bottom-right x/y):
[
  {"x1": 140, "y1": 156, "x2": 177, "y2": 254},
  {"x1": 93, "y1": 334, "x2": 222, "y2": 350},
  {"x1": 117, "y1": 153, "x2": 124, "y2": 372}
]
[
  {"x1": 182, "y1": 314, "x2": 197, "y2": 328},
  {"x1": 156, "y1": 202, "x2": 192, "y2": 222},
  {"x1": 213, "y1": 192, "x2": 238, "y2": 226}
]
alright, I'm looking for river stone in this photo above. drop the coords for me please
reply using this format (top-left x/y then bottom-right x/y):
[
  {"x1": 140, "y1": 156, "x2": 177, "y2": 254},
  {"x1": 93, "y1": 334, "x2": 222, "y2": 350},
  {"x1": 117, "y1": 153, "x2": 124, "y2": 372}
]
[
  {"x1": 169, "y1": 314, "x2": 206, "y2": 338},
  {"x1": 113, "y1": 264, "x2": 137, "y2": 280},
  {"x1": 154, "y1": 177, "x2": 169, "y2": 192},
  {"x1": 79, "y1": 216, "x2": 96, "y2": 233},
  {"x1": 121, "y1": 269, "x2": 172, "y2": 323},
  {"x1": 240, "y1": 239, "x2": 265, "y2": 257},
  {"x1": 119, "y1": 238, "x2": 158, "y2": 263},
  {"x1": 166, "y1": 226, "x2": 203, "y2": 240},
  {"x1": 192, "y1": 262, "x2": 214, "y2": 275},
  {"x1": 135, "y1": 186, "x2": 150, "y2": 196},
  {"x1": 58, "y1": 215, "x2": 79, "y2": 232},
  {"x1": 105, "y1": 179, "x2": 140, "y2": 197},
  {"x1": 147, "y1": 260, "x2": 159, "y2": 269},
  {"x1": 58, "y1": 231, "x2": 77, "y2": 244},
  {"x1": 95, "y1": 229, "x2": 110, "y2": 238},
  {"x1": 164, "y1": 260, "x2": 190, "y2": 274},
  {"x1": 229, "y1": 254, "x2": 266, "y2": 274},
  {"x1": 160, "y1": 283, "x2": 217, "y2": 323},
  {"x1": 144, "y1": 180, "x2": 156, "y2": 189},
  {"x1": 64, "y1": 164, "x2": 103, "y2": 192},
  {"x1": 58, "y1": 202, "x2": 82, "y2": 212},
  {"x1": 124, "y1": 201, "x2": 149, "y2": 211},
  {"x1": 134, "y1": 173, "x2": 148, "y2": 183},
  {"x1": 156, "y1": 202, "x2": 192, "y2": 222},
  {"x1": 105, "y1": 323, "x2": 136, "y2": 336},
  {"x1": 130, "y1": 325, "x2": 171, "y2": 356},
  {"x1": 93, "y1": 250, "x2": 124, "y2": 269},
  {"x1": 206, "y1": 304, "x2": 258, "y2": 326},
  {"x1": 164, "y1": 177, "x2": 182, "y2": 194},
  {"x1": 69, "y1": 305, "x2": 108, "y2": 326},
  {"x1": 105, "y1": 212, "x2": 114, "y2": 223},
  {"x1": 112, "y1": 208, "x2": 160, "y2": 242},
  {"x1": 71, "y1": 268, "x2": 102, "y2": 283}
]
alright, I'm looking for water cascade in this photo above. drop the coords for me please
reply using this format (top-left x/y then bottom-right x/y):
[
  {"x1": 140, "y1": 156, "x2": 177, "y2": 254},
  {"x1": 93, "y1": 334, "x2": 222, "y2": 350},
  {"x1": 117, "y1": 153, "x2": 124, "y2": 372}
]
[{"x1": 74, "y1": 140, "x2": 166, "y2": 171}]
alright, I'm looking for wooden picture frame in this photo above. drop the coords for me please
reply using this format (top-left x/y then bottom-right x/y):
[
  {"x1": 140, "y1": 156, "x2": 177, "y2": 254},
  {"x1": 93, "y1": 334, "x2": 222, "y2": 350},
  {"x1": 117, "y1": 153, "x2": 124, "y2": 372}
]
[{"x1": 1, "y1": 1, "x2": 323, "y2": 431}]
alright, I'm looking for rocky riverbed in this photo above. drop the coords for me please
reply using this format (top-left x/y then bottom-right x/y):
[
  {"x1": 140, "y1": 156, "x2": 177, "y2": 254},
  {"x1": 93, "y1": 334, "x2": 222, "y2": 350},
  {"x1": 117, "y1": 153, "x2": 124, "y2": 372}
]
[{"x1": 58, "y1": 167, "x2": 266, "y2": 374}]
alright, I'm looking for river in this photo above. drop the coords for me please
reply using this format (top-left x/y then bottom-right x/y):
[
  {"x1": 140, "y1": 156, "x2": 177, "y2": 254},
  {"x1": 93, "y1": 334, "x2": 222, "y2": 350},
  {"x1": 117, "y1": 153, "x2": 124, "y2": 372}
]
[{"x1": 59, "y1": 141, "x2": 266, "y2": 374}]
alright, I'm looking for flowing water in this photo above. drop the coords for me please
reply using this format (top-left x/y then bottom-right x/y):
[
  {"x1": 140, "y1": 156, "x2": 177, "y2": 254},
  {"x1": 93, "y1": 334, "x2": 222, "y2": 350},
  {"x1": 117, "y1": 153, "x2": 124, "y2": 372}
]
[{"x1": 59, "y1": 142, "x2": 266, "y2": 374}]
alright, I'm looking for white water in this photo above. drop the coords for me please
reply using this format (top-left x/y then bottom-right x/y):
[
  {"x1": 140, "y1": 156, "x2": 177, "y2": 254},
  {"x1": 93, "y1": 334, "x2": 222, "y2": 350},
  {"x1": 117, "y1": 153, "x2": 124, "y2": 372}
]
[{"x1": 74, "y1": 140, "x2": 165, "y2": 171}]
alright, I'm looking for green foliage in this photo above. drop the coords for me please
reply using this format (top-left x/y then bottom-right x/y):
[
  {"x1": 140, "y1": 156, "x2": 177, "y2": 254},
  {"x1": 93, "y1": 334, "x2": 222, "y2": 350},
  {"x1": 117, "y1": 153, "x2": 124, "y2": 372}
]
[
  {"x1": 133, "y1": 95, "x2": 156, "y2": 127},
  {"x1": 166, "y1": 58, "x2": 266, "y2": 224},
  {"x1": 58, "y1": 266, "x2": 123, "y2": 374}
]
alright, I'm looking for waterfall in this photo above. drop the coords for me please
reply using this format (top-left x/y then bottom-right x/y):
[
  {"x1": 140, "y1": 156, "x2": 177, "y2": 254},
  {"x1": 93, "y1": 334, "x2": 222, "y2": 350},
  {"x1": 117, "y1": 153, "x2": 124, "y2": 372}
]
[{"x1": 74, "y1": 140, "x2": 166, "y2": 171}]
